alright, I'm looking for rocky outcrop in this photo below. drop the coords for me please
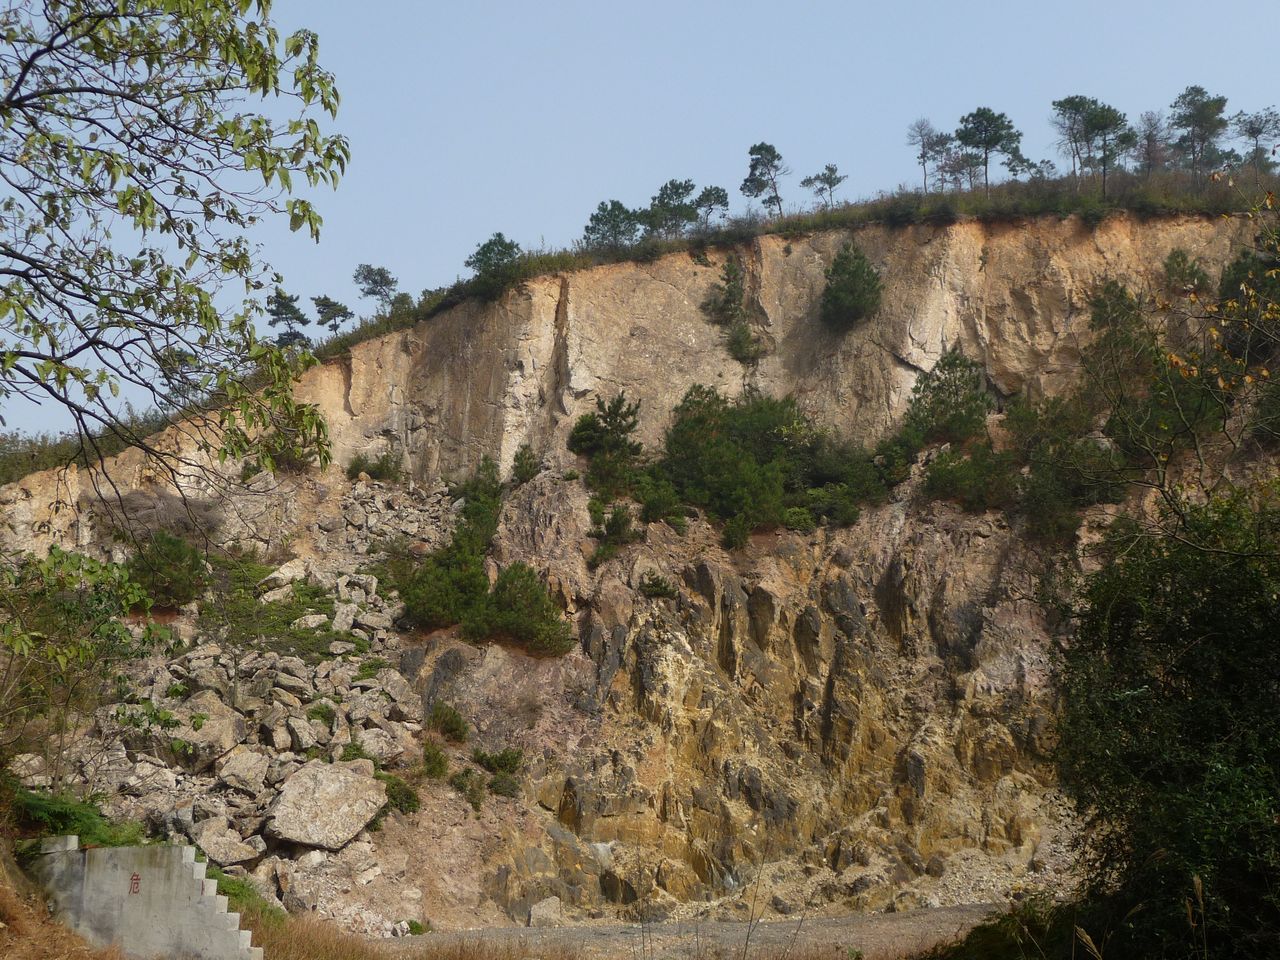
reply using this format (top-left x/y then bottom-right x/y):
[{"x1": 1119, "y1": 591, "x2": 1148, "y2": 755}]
[{"x1": 2, "y1": 215, "x2": 1257, "y2": 932}]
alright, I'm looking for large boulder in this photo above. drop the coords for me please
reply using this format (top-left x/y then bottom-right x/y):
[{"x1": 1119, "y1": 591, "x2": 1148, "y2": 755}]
[
  {"x1": 266, "y1": 760, "x2": 386, "y2": 850},
  {"x1": 216, "y1": 745, "x2": 269, "y2": 795},
  {"x1": 193, "y1": 817, "x2": 266, "y2": 866},
  {"x1": 171, "y1": 690, "x2": 248, "y2": 772}
]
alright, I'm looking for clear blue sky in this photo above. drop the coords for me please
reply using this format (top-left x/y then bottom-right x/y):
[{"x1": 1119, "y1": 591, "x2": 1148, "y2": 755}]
[
  {"x1": 4, "y1": 0, "x2": 1274, "y2": 434},
  {"x1": 258, "y1": 0, "x2": 1274, "y2": 310}
]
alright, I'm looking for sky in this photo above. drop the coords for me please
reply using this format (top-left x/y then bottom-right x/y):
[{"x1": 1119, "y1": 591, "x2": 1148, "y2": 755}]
[
  {"x1": 255, "y1": 0, "x2": 1274, "y2": 310},
  {"x1": 4, "y1": 0, "x2": 1275, "y2": 434}
]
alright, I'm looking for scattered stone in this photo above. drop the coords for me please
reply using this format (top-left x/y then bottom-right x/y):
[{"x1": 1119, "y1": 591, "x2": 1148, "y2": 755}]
[
  {"x1": 259, "y1": 558, "x2": 310, "y2": 591},
  {"x1": 171, "y1": 690, "x2": 248, "y2": 772},
  {"x1": 332, "y1": 602, "x2": 358, "y2": 633},
  {"x1": 291, "y1": 613, "x2": 330, "y2": 631},
  {"x1": 217, "y1": 746, "x2": 269, "y2": 795}
]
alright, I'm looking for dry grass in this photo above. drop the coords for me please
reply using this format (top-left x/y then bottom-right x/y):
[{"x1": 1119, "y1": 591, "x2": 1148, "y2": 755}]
[{"x1": 0, "y1": 881, "x2": 123, "y2": 960}]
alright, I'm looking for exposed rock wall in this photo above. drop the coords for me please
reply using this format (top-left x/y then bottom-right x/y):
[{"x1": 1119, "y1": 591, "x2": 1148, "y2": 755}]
[{"x1": 0, "y1": 213, "x2": 1257, "y2": 929}]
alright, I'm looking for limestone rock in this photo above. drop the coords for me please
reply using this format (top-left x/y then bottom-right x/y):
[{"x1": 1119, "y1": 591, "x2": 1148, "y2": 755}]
[
  {"x1": 193, "y1": 818, "x2": 263, "y2": 866},
  {"x1": 171, "y1": 690, "x2": 248, "y2": 772},
  {"x1": 267, "y1": 760, "x2": 387, "y2": 850},
  {"x1": 216, "y1": 745, "x2": 269, "y2": 794},
  {"x1": 528, "y1": 896, "x2": 562, "y2": 927},
  {"x1": 259, "y1": 558, "x2": 310, "y2": 591}
]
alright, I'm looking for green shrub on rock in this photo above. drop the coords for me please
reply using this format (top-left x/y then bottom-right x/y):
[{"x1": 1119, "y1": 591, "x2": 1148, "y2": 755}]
[{"x1": 820, "y1": 241, "x2": 882, "y2": 329}]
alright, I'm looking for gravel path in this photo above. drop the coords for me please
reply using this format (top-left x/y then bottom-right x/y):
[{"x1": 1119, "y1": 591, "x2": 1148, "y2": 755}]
[{"x1": 426, "y1": 904, "x2": 997, "y2": 960}]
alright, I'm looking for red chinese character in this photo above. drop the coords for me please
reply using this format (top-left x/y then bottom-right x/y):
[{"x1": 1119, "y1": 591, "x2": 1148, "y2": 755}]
[{"x1": 128, "y1": 873, "x2": 141, "y2": 895}]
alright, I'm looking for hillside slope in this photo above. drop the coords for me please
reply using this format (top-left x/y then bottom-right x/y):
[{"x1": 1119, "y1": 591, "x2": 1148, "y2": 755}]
[{"x1": 0, "y1": 213, "x2": 1254, "y2": 931}]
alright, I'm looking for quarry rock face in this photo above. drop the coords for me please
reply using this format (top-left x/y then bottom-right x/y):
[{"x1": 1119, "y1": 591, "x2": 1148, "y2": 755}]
[{"x1": 0, "y1": 214, "x2": 1255, "y2": 932}]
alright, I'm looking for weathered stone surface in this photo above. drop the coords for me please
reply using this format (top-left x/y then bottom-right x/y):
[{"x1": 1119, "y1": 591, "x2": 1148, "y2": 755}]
[
  {"x1": 216, "y1": 745, "x2": 269, "y2": 795},
  {"x1": 291, "y1": 613, "x2": 330, "y2": 630},
  {"x1": 260, "y1": 558, "x2": 310, "y2": 591},
  {"x1": 192, "y1": 817, "x2": 263, "y2": 866},
  {"x1": 332, "y1": 602, "x2": 358, "y2": 633},
  {"x1": 528, "y1": 896, "x2": 562, "y2": 927},
  {"x1": 171, "y1": 690, "x2": 247, "y2": 772},
  {"x1": 266, "y1": 761, "x2": 387, "y2": 850}
]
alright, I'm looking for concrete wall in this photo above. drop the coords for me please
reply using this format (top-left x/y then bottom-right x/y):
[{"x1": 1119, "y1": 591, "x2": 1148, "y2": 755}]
[{"x1": 30, "y1": 836, "x2": 262, "y2": 960}]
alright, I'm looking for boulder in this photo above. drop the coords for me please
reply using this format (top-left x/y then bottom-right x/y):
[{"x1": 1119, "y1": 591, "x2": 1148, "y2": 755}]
[
  {"x1": 528, "y1": 896, "x2": 563, "y2": 927},
  {"x1": 259, "y1": 558, "x2": 310, "y2": 592},
  {"x1": 266, "y1": 760, "x2": 386, "y2": 850},
  {"x1": 354, "y1": 727, "x2": 403, "y2": 765},
  {"x1": 217, "y1": 746, "x2": 269, "y2": 794},
  {"x1": 291, "y1": 613, "x2": 330, "y2": 631},
  {"x1": 193, "y1": 818, "x2": 264, "y2": 866},
  {"x1": 332, "y1": 602, "x2": 358, "y2": 633},
  {"x1": 172, "y1": 690, "x2": 248, "y2": 772}
]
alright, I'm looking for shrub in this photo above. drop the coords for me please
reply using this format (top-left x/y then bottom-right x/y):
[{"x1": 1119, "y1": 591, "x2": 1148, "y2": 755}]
[
  {"x1": 340, "y1": 742, "x2": 375, "y2": 764},
  {"x1": 701, "y1": 256, "x2": 747, "y2": 325},
  {"x1": 449, "y1": 768, "x2": 485, "y2": 812},
  {"x1": 512, "y1": 443, "x2": 541, "y2": 485},
  {"x1": 10, "y1": 786, "x2": 145, "y2": 848},
  {"x1": 487, "y1": 771, "x2": 520, "y2": 798},
  {"x1": 305, "y1": 702, "x2": 336, "y2": 728},
  {"x1": 568, "y1": 394, "x2": 641, "y2": 459},
  {"x1": 346, "y1": 450, "x2": 402, "y2": 482},
  {"x1": 588, "y1": 503, "x2": 640, "y2": 569},
  {"x1": 465, "y1": 232, "x2": 523, "y2": 301},
  {"x1": 782, "y1": 506, "x2": 817, "y2": 532},
  {"x1": 638, "y1": 572, "x2": 679, "y2": 599},
  {"x1": 820, "y1": 241, "x2": 882, "y2": 329},
  {"x1": 1162, "y1": 247, "x2": 1211, "y2": 296},
  {"x1": 375, "y1": 772, "x2": 420, "y2": 814},
  {"x1": 126, "y1": 530, "x2": 207, "y2": 607},
  {"x1": 471, "y1": 562, "x2": 574, "y2": 656},
  {"x1": 923, "y1": 445, "x2": 1019, "y2": 512},
  {"x1": 421, "y1": 741, "x2": 449, "y2": 779},
  {"x1": 472, "y1": 747, "x2": 522, "y2": 775},
  {"x1": 353, "y1": 657, "x2": 389, "y2": 682},
  {"x1": 725, "y1": 320, "x2": 764, "y2": 364},
  {"x1": 428, "y1": 702, "x2": 469, "y2": 743},
  {"x1": 634, "y1": 475, "x2": 687, "y2": 533},
  {"x1": 901, "y1": 348, "x2": 993, "y2": 447}
]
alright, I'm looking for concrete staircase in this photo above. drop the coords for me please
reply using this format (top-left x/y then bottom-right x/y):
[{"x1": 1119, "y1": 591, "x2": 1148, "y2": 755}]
[{"x1": 31, "y1": 836, "x2": 263, "y2": 960}]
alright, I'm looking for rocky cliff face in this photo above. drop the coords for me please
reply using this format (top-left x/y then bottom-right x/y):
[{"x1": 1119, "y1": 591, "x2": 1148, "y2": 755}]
[{"x1": 0, "y1": 214, "x2": 1254, "y2": 931}]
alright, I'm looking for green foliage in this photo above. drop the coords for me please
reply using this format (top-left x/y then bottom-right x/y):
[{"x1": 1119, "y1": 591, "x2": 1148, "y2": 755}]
[
  {"x1": 206, "y1": 865, "x2": 287, "y2": 928},
  {"x1": 1056, "y1": 492, "x2": 1280, "y2": 957},
  {"x1": 487, "y1": 771, "x2": 521, "y2": 798},
  {"x1": 465, "y1": 232, "x2": 523, "y2": 301},
  {"x1": 633, "y1": 475, "x2": 687, "y2": 533},
  {"x1": 199, "y1": 553, "x2": 350, "y2": 663},
  {"x1": 10, "y1": 786, "x2": 145, "y2": 848},
  {"x1": 701, "y1": 257, "x2": 748, "y2": 326},
  {"x1": 725, "y1": 320, "x2": 764, "y2": 364},
  {"x1": 820, "y1": 242, "x2": 882, "y2": 329},
  {"x1": 375, "y1": 772, "x2": 420, "y2": 814},
  {"x1": 353, "y1": 658, "x2": 390, "y2": 682},
  {"x1": 126, "y1": 531, "x2": 208, "y2": 607},
  {"x1": 799, "y1": 163, "x2": 847, "y2": 208},
  {"x1": 569, "y1": 393, "x2": 643, "y2": 499},
  {"x1": 643, "y1": 178, "x2": 698, "y2": 240},
  {"x1": 923, "y1": 446, "x2": 1019, "y2": 512},
  {"x1": 581, "y1": 200, "x2": 641, "y2": 253},
  {"x1": 353, "y1": 264, "x2": 399, "y2": 312},
  {"x1": 0, "y1": 2, "x2": 343, "y2": 475},
  {"x1": 306, "y1": 703, "x2": 336, "y2": 728},
  {"x1": 512, "y1": 444, "x2": 542, "y2": 485},
  {"x1": 782, "y1": 506, "x2": 817, "y2": 532},
  {"x1": 340, "y1": 742, "x2": 374, "y2": 764},
  {"x1": 1163, "y1": 248, "x2": 1211, "y2": 296},
  {"x1": 449, "y1": 768, "x2": 485, "y2": 812},
  {"x1": 468, "y1": 562, "x2": 574, "y2": 656},
  {"x1": 1, "y1": 548, "x2": 159, "y2": 763},
  {"x1": 346, "y1": 450, "x2": 402, "y2": 482},
  {"x1": 406, "y1": 920, "x2": 427, "y2": 936},
  {"x1": 588, "y1": 504, "x2": 640, "y2": 569},
  {"x1": 658, "y1": 385, "x2": 884, "y2": 543},
  {"x1": 266, "y1": 289, "x2": 310, "y2": 348},
  {"x1": 740, "y1": 142, "x2": 788, "y2": 218},
  {"x1": 311, "y1": 295, "x2": 354, "y2": 335},
  {"x1": 421, "y1": 741, "x2": 449, "y2": 779},
  {"x1": 902, "y1": 349, "x2": 993, "y2": 448},
  {"x1": 472, "y1": 747, "x2": 523, "y2": 775},
  {"x1": 955, "y1": 107, "x2": 1024, "y2": 194},
  {"x1": 428, "y1": 702, "x2": 469, "y2": 743},
  {"x1": 638, "y1": 572, "x2": 679, "y2": 599}
]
